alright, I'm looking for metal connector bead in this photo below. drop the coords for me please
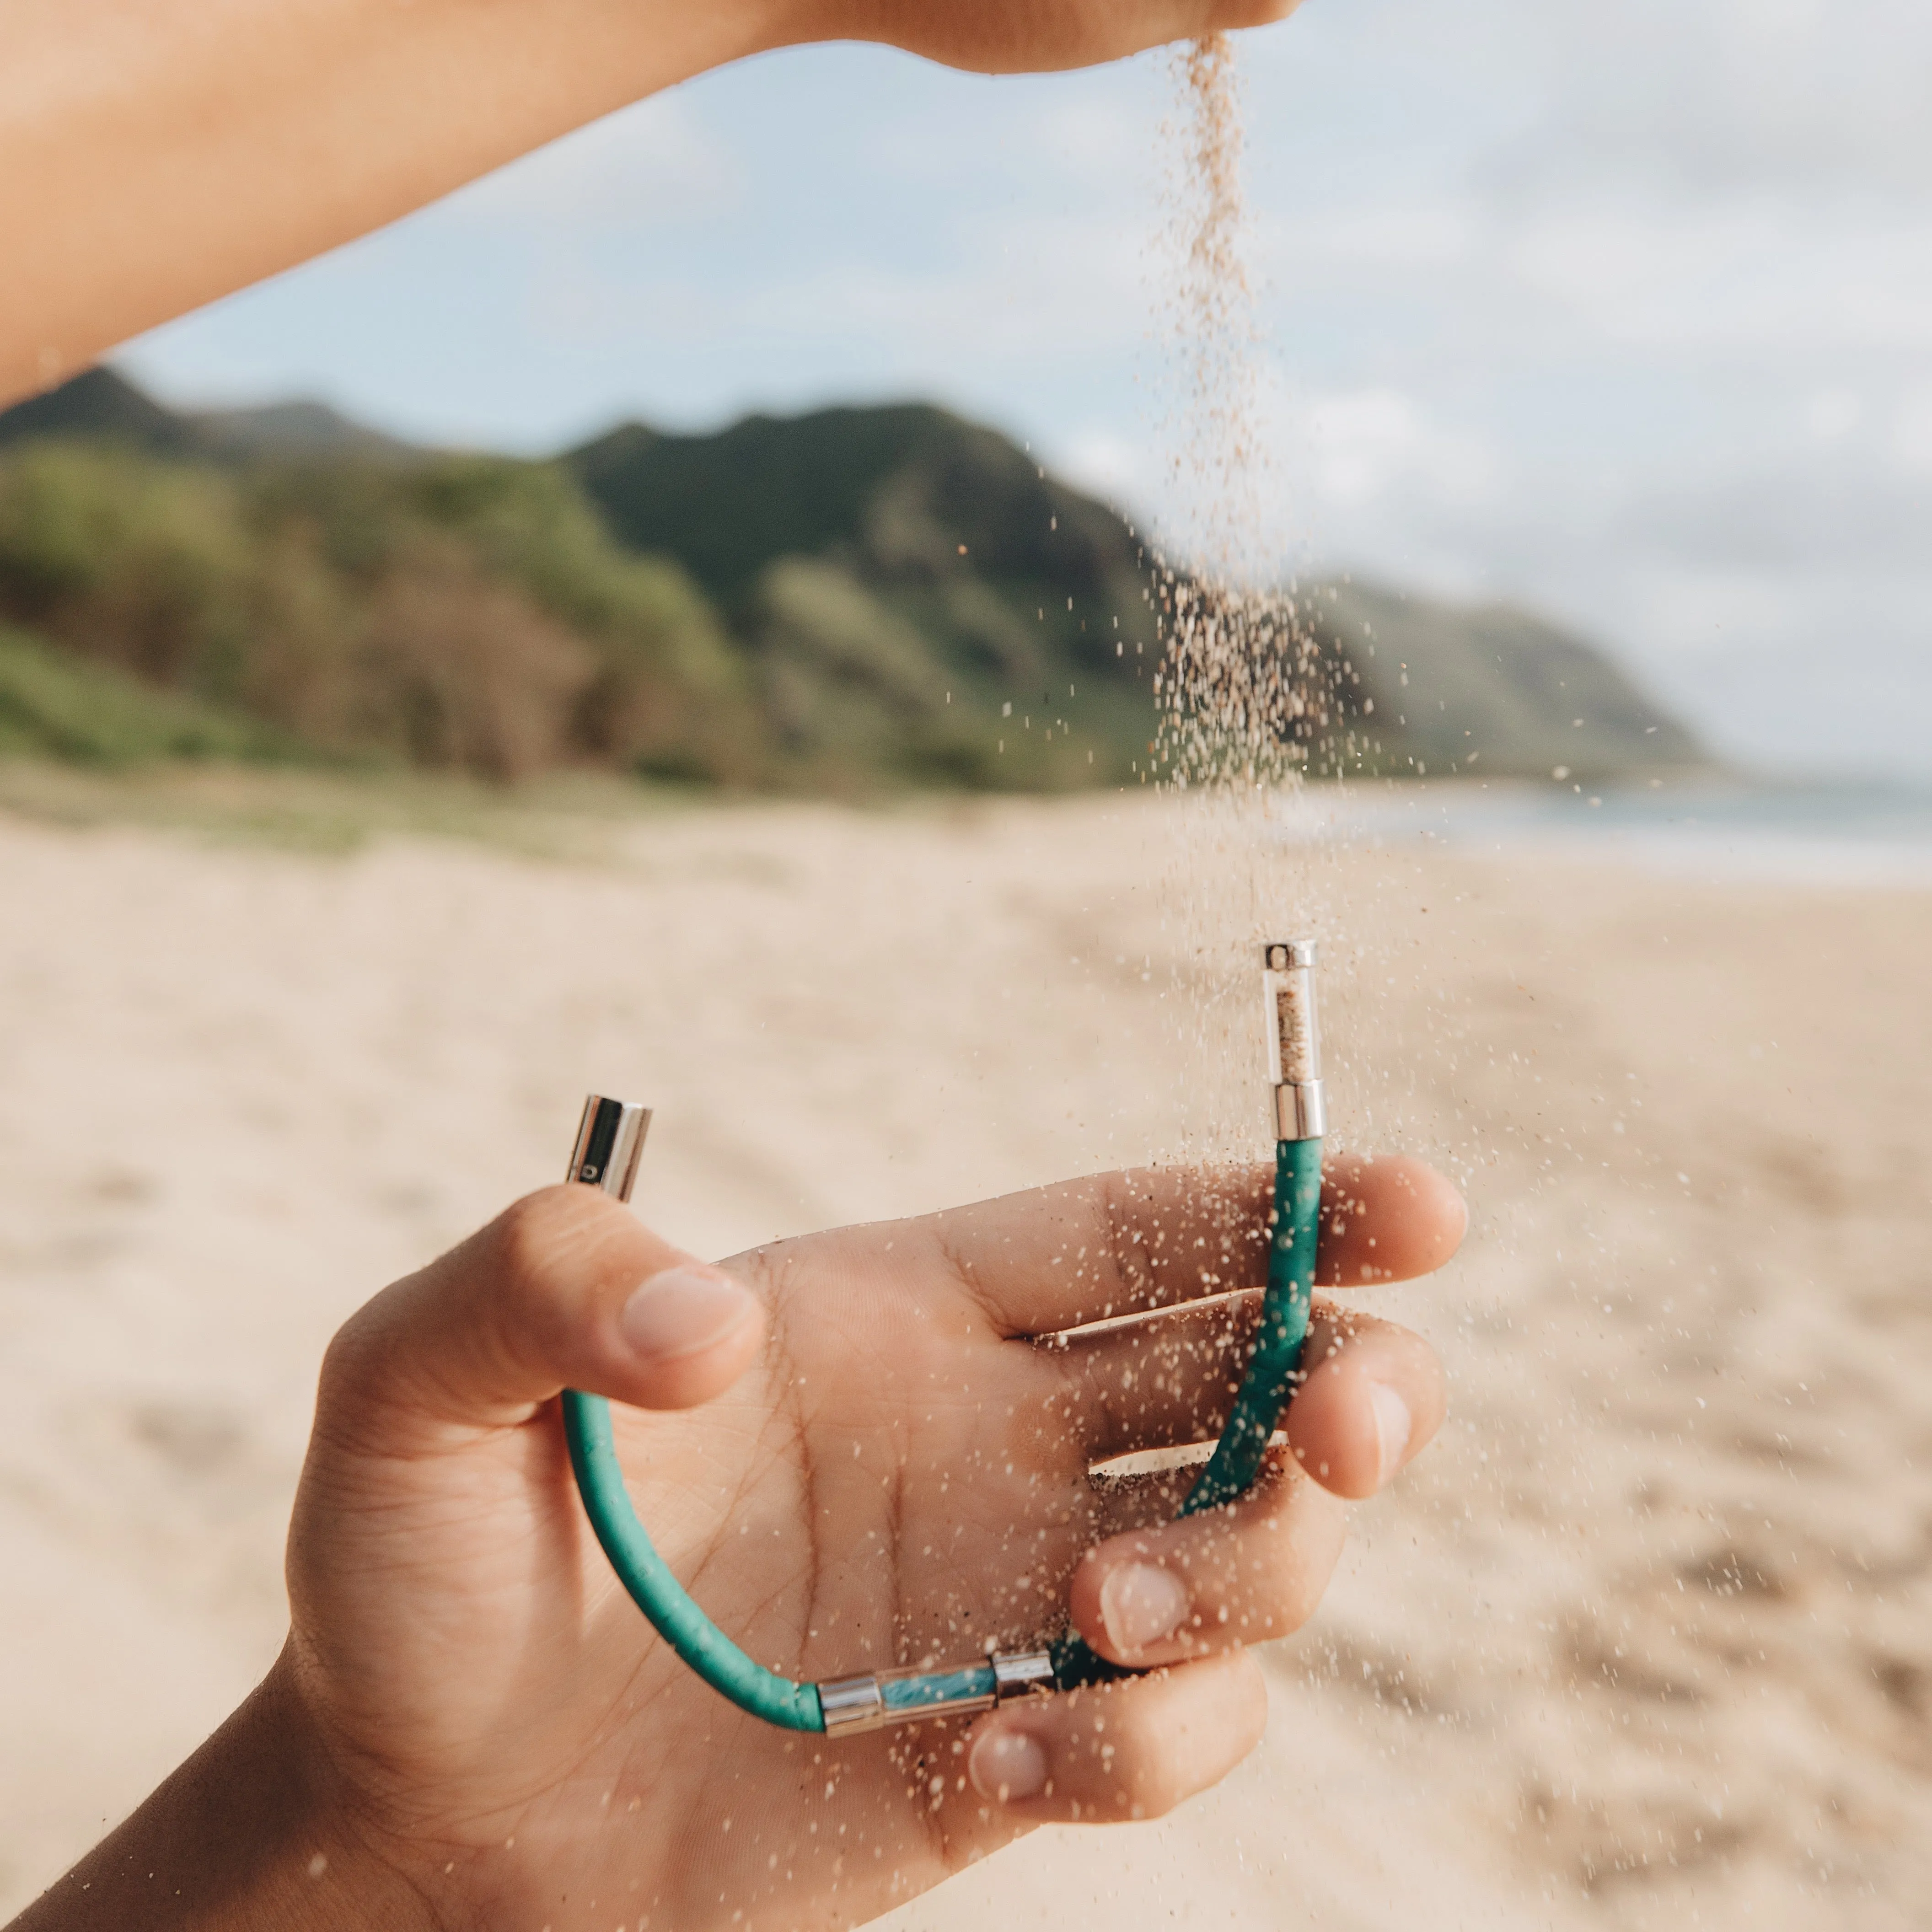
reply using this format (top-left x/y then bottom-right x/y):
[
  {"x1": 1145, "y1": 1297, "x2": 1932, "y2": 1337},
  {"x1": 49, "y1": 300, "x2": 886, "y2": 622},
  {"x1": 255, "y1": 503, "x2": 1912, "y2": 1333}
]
[
  {"x1": 818, "y1": 1674, "x2": 886, "y2": 1737},
  {"x1": 1274, "y1": 1079, "x2": 1327, "y2": 1142},
  {"x1": 569, "y1": 1095, "x2": 651, "y2": 1202},
  {"x1": 1262, "y1": 938, "x2": 1323, "y2": 1139},
  {"x1": 991, "y1": 1650, "x2": 1056, "y2": 1702},
  {"x1": 818, "y1": 1650, "x2": 1057, "y2": 1736}
]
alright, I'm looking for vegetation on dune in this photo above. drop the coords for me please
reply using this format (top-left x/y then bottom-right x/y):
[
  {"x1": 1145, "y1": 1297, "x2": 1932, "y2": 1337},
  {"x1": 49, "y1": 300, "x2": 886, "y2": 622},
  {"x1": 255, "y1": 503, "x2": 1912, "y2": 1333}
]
[
  {"x1": 0, "y1": 382, "x2": 1168, "y2": 792},
  {"x1": 0, "y1": 440, "x2": 764, "y2": 784},
  {"x1": 0, "y1": 626, "x2": 279, "y2": 764},
  {"x1": 0, "y1": 369, "x2": 1705, "y2": 792}
]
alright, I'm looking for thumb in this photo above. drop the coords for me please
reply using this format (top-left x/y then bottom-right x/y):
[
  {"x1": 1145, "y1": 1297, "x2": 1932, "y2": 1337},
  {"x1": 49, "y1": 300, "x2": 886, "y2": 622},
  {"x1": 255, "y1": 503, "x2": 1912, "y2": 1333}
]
[{"x1": 317, "y1": 1185, "x2": 766, "y2": 1447}]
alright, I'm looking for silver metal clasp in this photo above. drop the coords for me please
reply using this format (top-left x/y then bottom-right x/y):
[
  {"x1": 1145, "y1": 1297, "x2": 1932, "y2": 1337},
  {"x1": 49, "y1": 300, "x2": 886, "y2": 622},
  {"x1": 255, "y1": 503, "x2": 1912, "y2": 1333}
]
[
  {"x1": 1261, "y1": 941, "x2": 1324, "y2": 1142},
  {"x1": 991, "y1": 1650, "x2": 1056, "y2": 1703},
  {"x1": 817, "y1": 1674, "x2": 888, "y2": 1737},
  {"x1": 817, "y1": 1648, "x2": 1058, "y2": 1737},
  {"x1": 569, "y1": 1095, "x2": 652, "y2": 1202}
]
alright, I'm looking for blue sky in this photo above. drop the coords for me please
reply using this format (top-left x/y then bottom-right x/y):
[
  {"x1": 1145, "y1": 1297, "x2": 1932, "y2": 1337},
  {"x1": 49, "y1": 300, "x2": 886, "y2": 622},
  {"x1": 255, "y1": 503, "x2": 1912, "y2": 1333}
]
[{"x1": 121, "y1": 0, "x2": 1932, "y2": 776}]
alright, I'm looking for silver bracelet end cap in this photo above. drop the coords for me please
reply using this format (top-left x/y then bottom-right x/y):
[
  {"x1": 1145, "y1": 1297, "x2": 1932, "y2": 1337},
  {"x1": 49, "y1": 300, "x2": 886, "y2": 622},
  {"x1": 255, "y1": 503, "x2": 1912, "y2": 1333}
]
[
  {"x1": 1261, "y1": 938, "x2": 1322, "y2": 1130},
  {"x1": 569, "y1": 1095, "x2": 652, "y2": 1203}
]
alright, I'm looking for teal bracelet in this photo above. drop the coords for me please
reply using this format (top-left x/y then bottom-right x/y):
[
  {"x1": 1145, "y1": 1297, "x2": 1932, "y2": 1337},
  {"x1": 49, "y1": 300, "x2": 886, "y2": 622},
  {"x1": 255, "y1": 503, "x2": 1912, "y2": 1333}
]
[
  {"x1": 563, "y1": 1386, "x2": 825, "y2": 1729},
  {"x1": 562, "y1": 939, "x2": 1328, "y2": 1734}
]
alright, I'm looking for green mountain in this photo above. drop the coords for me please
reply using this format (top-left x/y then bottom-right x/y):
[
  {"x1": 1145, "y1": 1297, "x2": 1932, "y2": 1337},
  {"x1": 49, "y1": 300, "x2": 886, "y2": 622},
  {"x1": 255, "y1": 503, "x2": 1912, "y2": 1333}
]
[
  {"x1": 0, "y1": 365, "x2": 416, "y2": 465},
  {"x1": 566, "y1": 404, "x2": 1163, "y2": 787},
  {"x1": 1306, "y1": 582, "x2": 1703, "y2": 780},
  {"x1": 0, "y1": 368, "x2": 1705, "y2": 789}
]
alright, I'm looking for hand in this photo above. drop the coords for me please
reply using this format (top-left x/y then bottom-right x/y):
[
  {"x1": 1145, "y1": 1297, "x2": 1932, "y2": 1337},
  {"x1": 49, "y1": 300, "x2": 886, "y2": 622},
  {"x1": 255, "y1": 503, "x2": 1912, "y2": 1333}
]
[
  {"x1": 7, "y1": 1158, "x2": 1460, "y2": 1932},
  {"x1": 814, "y1": 1, "x2": 1302, "y2": 75},
  {"x1": 253, "y1": 1156, "x2": 1459, "y2": 1930}
]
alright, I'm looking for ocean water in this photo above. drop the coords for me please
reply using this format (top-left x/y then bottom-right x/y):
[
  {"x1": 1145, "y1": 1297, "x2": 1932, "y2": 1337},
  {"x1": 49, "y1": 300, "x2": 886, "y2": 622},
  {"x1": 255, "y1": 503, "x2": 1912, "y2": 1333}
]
[{"x1": 1280, "y1": 779, "x2": 1932, "y2": 888}]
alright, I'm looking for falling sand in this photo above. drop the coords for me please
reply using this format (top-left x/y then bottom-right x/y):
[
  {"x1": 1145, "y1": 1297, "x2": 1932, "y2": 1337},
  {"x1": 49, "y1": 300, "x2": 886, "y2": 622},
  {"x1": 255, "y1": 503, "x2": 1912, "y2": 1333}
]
[
  {"x1": 1139, "y1": 37, "x2": 1392, "y2": 1182},
  {"x1": 1154, "y1": 33, "x2": 1317, "y2": 805}
]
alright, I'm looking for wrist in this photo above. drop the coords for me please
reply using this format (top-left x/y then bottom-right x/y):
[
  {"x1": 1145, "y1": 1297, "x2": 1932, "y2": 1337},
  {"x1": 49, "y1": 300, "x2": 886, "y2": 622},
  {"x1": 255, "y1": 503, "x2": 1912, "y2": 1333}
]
[{"x1": 6, "y1": 1652, "x2": 434, "y2": 1932}]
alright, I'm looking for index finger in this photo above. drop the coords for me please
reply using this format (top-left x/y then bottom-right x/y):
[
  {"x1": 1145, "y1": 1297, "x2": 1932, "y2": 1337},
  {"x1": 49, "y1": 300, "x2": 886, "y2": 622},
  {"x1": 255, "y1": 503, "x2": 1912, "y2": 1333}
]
[{"x1": 926, "y1": 1154, "x2": 1465, "y2": 1339}]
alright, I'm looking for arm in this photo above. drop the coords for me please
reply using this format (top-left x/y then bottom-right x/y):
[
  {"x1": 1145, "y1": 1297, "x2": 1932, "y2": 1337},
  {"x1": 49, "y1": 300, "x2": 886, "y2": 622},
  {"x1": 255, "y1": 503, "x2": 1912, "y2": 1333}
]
[
  {"x1": 0, "y1": 0, "x2": 1293, "y2": 407},
  {"x1": 5, "y1": 1679, "x2": 429, "y2": 1932}
]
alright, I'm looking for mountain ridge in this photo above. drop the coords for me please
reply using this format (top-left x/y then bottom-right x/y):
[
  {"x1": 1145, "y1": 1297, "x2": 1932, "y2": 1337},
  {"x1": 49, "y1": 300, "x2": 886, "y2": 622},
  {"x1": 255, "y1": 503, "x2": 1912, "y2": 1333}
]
[{"x1": 0, "y1": 367, "x2": 1706, "y2": 787}]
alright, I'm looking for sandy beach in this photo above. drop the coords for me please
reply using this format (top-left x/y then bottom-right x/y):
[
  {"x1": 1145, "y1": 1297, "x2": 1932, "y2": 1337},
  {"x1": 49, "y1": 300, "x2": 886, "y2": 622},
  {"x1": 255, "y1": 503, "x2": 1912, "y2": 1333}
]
[{"x1": 0, "y1": 784, "x2": 1927, "y2": 1928}]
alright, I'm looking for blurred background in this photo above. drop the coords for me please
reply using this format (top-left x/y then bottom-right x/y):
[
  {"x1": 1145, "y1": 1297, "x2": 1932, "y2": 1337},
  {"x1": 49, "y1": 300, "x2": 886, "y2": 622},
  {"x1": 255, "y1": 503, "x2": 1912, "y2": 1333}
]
[
  {"x1": 79, "y1": 0, "x2": 1932, "y2": 783},
  {"x1": 0, "y1": 1, "x2": 1927, "y2": 1927}
]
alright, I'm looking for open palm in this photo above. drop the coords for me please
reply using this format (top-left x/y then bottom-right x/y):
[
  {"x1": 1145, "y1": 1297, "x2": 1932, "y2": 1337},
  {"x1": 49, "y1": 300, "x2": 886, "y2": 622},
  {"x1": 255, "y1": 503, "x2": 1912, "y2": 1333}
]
[{"x1": 278, "y1": 1158, "x2": 1460, "y2": 1931}]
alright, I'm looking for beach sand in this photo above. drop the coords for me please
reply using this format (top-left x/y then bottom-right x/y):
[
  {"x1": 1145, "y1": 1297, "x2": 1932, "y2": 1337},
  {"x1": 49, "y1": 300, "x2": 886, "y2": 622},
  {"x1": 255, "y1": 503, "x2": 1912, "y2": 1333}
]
[{"x1": 0, "y1": 787, "x2": 1926, "y2": 1927}]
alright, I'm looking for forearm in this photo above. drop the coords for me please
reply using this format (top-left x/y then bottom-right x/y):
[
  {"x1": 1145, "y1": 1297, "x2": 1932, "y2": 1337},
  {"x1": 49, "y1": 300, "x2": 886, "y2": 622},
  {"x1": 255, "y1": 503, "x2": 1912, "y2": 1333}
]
[
  {"x1": 5, "y1": 1658, "x2": 429, "y2": 1932},
  {"x1": 0, "y1": 0, "x2": 794, "y2": 406}
]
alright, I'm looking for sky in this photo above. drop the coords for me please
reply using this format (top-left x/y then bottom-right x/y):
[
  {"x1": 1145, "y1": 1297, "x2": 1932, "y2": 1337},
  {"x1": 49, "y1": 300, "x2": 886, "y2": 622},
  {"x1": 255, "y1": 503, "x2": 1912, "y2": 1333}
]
[{"x1": 120, "y1": 0, "x2": 1932, "y2": 778}]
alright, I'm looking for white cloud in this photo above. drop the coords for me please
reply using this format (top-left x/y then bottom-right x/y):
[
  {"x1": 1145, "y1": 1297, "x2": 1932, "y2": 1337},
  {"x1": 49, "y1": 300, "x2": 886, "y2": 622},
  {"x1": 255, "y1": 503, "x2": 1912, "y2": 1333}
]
[
  {"x1": 1893, "y1": 385, "x2": 1932, "y2": 472},
  {"x1": 1806, "y1": 388, "x2": 1864, "y2": 442},
  {"x1": 1263, "y1": 202, "x2": 1475, "y2": 276},
  {"x1": 1304, "y1": 388, "x2": 1498, "y2": 511},
  {"x1": 444, "y1": 93, "x2": 743, "y2": 231},
  {"x1": 1053, "y1": 427, "x2": 1152, "y2": 505},
  {"x1": 1478, "y1": 0, "x2": 1932, "y2": 206},
  {"x1": 1033, "y1": 95, "x2": 1153, "y2": 191},
  {"x1": 716, "y1": 205, "x2": 1148, "y2": 366}
]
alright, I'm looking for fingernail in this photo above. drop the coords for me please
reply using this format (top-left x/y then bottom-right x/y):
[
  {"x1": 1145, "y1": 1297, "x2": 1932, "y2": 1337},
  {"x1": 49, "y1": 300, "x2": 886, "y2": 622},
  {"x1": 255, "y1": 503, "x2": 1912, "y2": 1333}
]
[
  {"x1": 1369, "y1": 1381, "x2": 1412, "y2": 1484},
  {"x1": 618, "y1": 1267, "x2": 757, "y2": 1362},
  {"x1": 1100, "y1": 1561, "x2": 1191, "y2": 1656},
  {"x1": 969, "y1": 1727, "x2": 1048, "y2": 1803}
]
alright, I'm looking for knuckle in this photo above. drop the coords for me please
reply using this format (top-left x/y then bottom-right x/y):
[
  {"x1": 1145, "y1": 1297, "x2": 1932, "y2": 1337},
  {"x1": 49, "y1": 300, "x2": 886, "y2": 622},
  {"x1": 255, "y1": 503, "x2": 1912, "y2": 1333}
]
[
  {"x1": 1053, "y1": 1707, "x2": 1182, "y2": 1821},
  {"x1": 310, "y1": 1286, "x2": 418, "y2": 1451},
  {"x1": 1103, "y1": 1723, "x2": 1192, "y2": 1818},
  {"x1": 1116, "y1": 1755, "x2": 1188, "y2": 1819},
  {"x1": 1258, "y1": 1552, "x2": 1325, "y2": 1635},
  {"x1": 1223, "y1": 1491, "x2": 1340, "y2": 1637},
  {"x1": 485, "y1": 1191, "x2": 608, "y2": 1360},
  {"x1": 482, "y1": 1184, "x2": 639, "y2": 1334},
  {"x1": 486, "y1": 1186, "x2": 593, "y2": 1299},
  {"x1": 315, "y1": 1305, "x2": 375, "y2": 1414}
]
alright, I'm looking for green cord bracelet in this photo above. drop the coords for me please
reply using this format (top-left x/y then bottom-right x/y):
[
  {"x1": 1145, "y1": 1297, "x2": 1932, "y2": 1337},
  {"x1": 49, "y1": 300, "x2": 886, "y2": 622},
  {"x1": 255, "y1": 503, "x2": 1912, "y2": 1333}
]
[
  {"x1": 561, "y1": 938, "x2": 1328, "y2": 1736},
  {"x1": 563, "y1": 1387, "x2": 826, "y2": 1730},
  {"x1": 1049, "y1": 1128, "x2": 1321, "y2": 1690}
]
